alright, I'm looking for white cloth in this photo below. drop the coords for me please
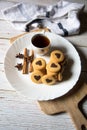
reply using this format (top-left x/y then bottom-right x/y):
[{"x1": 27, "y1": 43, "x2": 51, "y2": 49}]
[{"x1": 1, "y1": 1, "x2": 84, "y2": 36}]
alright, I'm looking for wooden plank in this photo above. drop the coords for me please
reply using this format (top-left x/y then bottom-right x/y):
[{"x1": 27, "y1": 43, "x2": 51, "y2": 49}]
[
  {"x1": 66, "y1": 33, "x2": 87, "y2": 47},
  {"x1": 0, "y1": 76, "x2": 86, "y2": 130},
  {"x1": 0, "y1": 1, "x2": 87, "y2": 130},
  {"x1": 0, "y1": 63, "x2": 15, "y2": 90},
  {"x1": 76, "y1": 46, "x2": 87, "y2": 72},
  {"x1": 0, "y1": 39, "x2": 10, "y2": 63},
  {"x1": 0, "y1": 20, "x2": 23, "y2": 39},
  {"x1": 0, "y1": 89, "x2": 75, "y2": 130}
]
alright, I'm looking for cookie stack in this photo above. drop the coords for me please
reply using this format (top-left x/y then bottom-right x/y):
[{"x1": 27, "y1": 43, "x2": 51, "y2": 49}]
[
  {"x1": 31, "y1": 58, "x2": 46, "y2": 84},
  {"x1": 31, "y1": 50, "x2": 66, "y2": 85}
]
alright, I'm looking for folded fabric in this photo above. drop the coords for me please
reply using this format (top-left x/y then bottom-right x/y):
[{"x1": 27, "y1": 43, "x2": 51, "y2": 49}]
[{"x1": 1, "y1": 1, "x2": 84, "y2": 36}]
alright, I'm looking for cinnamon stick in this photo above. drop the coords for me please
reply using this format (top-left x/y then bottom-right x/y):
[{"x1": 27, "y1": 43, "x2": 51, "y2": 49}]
[
  {"x1": 22, "y1": 48, "x2": 28, "y2": 74},
  {"x1": 28, "y1": 50, "x2": 34, "y2": 73}
]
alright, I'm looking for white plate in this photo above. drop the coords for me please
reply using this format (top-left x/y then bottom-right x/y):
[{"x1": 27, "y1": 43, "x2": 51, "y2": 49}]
[{"x1": 4, "y1": 32, "x2": 81, "y2": 101}]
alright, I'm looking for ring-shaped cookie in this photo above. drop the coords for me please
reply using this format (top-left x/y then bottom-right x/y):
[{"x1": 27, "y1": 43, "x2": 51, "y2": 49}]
[
  {"x1": 46, "y1": 62, "x2": 61, "y2": 73},
  {"x1": 32, "y1": 58, "x2": 46, "y2": 70},
  {"x1": 42, "y1": 75, "x2": 57, "y2": 85},
  {"x1": 51, "y1": 50, "x2": 65, "y2": 63},
  {"x1": 31, "y1": 70, "x2": 44, "y2": 84}
]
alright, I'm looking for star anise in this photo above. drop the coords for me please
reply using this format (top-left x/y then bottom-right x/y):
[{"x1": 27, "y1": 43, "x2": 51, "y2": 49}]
[
  {"x1": 15, "y1": 63, "x2": 23, "y2": 71},
  {"x1": 16, "y1": 53, "x2": 24, "y2": 58}
]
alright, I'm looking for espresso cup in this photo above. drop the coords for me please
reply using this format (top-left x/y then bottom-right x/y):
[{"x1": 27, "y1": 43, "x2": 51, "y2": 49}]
[{"x1": 31, "y1": 34, "x2": 50, "y2": 55}]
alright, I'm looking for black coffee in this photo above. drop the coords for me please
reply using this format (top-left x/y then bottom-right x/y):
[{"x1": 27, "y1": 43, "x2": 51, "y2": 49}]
[{"x1": 32, "y1": 34, "x2": 50, "y2": 48}]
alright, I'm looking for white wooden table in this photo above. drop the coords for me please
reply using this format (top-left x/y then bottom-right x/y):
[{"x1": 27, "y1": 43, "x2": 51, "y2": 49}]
[{"x1": 0, "y1": 0, "x2": 87, "y2": 130}]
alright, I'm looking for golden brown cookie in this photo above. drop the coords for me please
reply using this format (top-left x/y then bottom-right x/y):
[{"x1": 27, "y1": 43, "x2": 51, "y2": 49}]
[
  {"x1": 57, "y1": 72, "x2": 63, "y2": 81},
  {"x1": 46, "y1": 68, "x2": 57, "y2": 75},
  {"x1": 31, "y1": 70, "x2": 44, "y2": 84},
  {"x1": 46, "y1": 68, "x2": 58, "y2": 80},
  {"x1": 33, "y1": 68, "x2": 46, "y2": 75},
  {"x1": 32, "y1": 58, "x2": 46, "y2": 70},
  {"x1": 42, "y1": 74, "x2": 57, "y2": 85},
  {"x1": 46, "y1": 61, "x2": 61, "y2": 73},
  {"x1": 50, "y1": 50, "x2": 65, "y2": 63}
]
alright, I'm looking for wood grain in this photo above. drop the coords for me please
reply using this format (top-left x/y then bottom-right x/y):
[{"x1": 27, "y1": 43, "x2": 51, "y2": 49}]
[
  {"x1": 10, "y1": 30, "x2": 87, "y2": 130},
  {"x1": 38, "y1": 79, "x2": 87, "y2": 130},
  {"x1": 0, "y1": 1, "x2": 87, "y2": 130}
]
